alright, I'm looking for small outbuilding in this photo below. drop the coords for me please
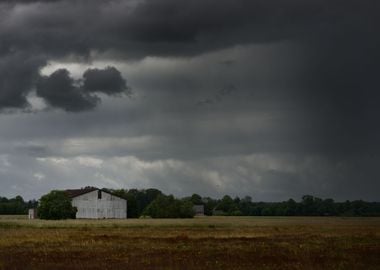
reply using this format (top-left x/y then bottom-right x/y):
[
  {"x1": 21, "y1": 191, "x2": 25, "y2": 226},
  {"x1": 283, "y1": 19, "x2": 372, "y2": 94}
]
[
  {"x1": 66, "y1": 187, "x2": 127, "y2": 219},
  {"x1": 193, "y1": 205, "x2": 205, "y2": 216},
  {"x1": 28, "y1": 208, "x2": 37, "y2": 219}
]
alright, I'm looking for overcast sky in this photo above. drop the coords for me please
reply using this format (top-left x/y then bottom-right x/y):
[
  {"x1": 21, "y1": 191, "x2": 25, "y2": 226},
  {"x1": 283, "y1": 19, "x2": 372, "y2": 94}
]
[{"x1": 0, "y1": 0, "x2": 379, "y2": 201}]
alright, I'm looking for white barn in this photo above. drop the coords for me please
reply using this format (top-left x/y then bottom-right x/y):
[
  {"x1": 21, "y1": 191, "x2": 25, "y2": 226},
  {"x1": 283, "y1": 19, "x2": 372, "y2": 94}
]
[{"x1": 66, "y1": 188, "x2": 127, "y2": 219}]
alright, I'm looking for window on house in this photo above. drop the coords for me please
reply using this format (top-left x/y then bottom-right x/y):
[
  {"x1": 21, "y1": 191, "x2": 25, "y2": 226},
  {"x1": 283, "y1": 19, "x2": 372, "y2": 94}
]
[{"x1": 98, "y1": 190, "x2": 102, "y2": 200}]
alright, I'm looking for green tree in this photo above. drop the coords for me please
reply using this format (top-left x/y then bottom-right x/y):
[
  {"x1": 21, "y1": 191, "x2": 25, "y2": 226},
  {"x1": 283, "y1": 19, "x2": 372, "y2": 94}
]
[
  {"x1": 143, "y1": 194, "x2": 195, "y2": 218},
  {"x1": 38, "y1": 190, "x2": 77, "y2": 220},
  {"x1": 203, "y1": 197, "x2": 218, "y2": 216},
  {"x1": 109, "y1": 188, "x2": 163, "y2": 218},
  {"x1": 179, "y1": 200, "x2": 195, "y2": 218},
  {"x1": 318, "y1": 198, "x2": 336, "y2": 216},
  {"x1": 284, "y1": 198, "x2": 298, "y2": 216},
  {"x1": 215, "y1": 195, "x2": 240, "y2": 215},
  {"x1": 301, "y1": 195, "x2": 317, "y2": 215},
  {"x1": 190, "y1": 193, "x2": 203, "y2": 205},
  {"x1": 0, "y1": 195, "x2": 28, "y2": 214},
  {"x1": 238, "y1": 196, "x2": 253, "y2": 215}
]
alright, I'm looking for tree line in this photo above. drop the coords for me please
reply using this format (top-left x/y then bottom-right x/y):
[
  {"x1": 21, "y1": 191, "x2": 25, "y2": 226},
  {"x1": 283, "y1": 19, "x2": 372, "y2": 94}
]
[
  {"x1": 107, "y1": 189, "x2": 380, "y2": 217},
  {"x1": 0, "y1": 196, "x2": 37, "y2": 215},
  {"x1": 200, "y1": 194, "x2": 380, "y2": 217},
  {"x1": 1, "y1": 189, "x2": 380, "y2": 218}
]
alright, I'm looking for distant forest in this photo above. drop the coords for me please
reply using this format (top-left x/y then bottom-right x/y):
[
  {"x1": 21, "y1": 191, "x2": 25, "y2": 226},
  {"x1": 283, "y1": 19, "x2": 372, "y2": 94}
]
[
  {"x1": 0, "y1": 196, "x2": 37, "y2": 215},
  {"x1": 1, "y1": 189, "x2": 380, "y2": 217}
]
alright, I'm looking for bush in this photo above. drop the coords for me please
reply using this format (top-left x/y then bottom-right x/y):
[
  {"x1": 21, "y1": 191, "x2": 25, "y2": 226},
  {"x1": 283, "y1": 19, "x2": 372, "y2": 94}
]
[{"x1": 38, "y1": 190, "x2": 77, "y2": 220}]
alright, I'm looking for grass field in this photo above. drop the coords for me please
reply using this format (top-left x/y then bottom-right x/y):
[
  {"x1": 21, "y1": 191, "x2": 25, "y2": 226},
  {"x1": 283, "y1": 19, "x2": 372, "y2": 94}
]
[{"x1": 0, "y1": 216, "x2": 379, "y2": 269}]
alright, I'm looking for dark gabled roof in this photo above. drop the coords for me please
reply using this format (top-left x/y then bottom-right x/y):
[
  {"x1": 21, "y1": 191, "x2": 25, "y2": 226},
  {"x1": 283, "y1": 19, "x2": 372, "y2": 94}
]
[
  {"x1": 65, "y1": 187, "x2": 127, "y2": 201},
  {"x1": 65, "y1": 187, "x2": 98, "y2": 198}
]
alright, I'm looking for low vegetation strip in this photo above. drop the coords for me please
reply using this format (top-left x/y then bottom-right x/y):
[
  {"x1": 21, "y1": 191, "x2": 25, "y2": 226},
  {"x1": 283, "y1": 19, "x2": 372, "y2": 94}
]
[
  {"x1": 1, "y1": 216, "x2": 380, "y2": 229},
  {"x1": 0, "y1": 216, "x2": 379, "y2": 269},
  {"x1": 3, "y1": 190, "x2": 380, "y2": 218}
]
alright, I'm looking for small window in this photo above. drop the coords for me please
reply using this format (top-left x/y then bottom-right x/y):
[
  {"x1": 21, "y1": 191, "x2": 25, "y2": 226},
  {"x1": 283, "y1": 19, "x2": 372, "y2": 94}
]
[{"x1": 98, "y1": 190, "x2": 102, "y2": 200}]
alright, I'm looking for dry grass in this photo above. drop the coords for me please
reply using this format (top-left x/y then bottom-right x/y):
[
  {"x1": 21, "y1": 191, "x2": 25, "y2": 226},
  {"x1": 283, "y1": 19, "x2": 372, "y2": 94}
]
[{"x1": 0, "y1": 216, "x2": 379, "y2": 269}]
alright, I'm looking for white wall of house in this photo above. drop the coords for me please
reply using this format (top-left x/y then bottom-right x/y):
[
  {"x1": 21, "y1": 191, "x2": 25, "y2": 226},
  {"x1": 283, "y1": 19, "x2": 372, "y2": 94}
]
[{"x1": 71, "y1": 190, "x2": 127, "y2": 219}]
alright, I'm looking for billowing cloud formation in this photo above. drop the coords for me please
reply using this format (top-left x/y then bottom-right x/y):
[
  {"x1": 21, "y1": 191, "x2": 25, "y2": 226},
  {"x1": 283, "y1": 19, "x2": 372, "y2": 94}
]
[
  {"x1": 36, "y1": 66, "x2": 129, "y2": 111},
  {"x1": 83, "y1": 67, "x2": 130, "y2": 96},
  {"x1": 36, "y1": 69, "x2": 100, "y2": 112}
]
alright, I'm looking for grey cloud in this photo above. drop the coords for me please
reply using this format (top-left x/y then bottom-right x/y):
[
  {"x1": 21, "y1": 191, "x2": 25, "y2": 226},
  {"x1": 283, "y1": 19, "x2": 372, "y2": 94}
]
[
  {"x1": 0, "y1": 0, "x2": 374, "y2": 59},
  {"x1": 0, "y1": 0, "x2": 378, "y2": 112},
  {"x1": 36, "y1": 66, "x2": 129, "y2": 112},
  {"x1": 83, "y1": 66, "x2": 130, "y2": 96},
  {"x1": 36, "y1": 69, "x2": 100, "y2": 112},
  {"x1": 2, "y1": 152, "x2": 378, "y2": 201},
  {"x1": 0, "y1": 56, "x2": 130, "y2": 111},
  {"x1": 14, "y1": 144, "x2": 50, "y2": 157},
  {"x1": 197, "y1": 84, "x2": 237, "y2": 106},
  {"x1": 0, "y1": 53, "x2": 45, "y2": 110},
  {"x1": 220, "y1": 60, "x2": 236, "y2": 67}
]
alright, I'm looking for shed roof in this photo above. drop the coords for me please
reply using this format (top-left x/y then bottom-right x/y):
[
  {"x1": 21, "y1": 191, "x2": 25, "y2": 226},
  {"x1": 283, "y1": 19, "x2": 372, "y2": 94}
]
[
  {"x1": 65, "y1": 187, "x2": 127, "y2": 201},
  {"x1": 65, "y1": 187, "x2": 98, "y2": 198}
]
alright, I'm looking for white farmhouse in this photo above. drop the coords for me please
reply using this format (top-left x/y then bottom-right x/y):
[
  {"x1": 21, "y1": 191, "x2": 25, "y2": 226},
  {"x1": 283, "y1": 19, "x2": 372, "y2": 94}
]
[{"x1": 66, "y1": 188, "x2": 127, "y2": 219}]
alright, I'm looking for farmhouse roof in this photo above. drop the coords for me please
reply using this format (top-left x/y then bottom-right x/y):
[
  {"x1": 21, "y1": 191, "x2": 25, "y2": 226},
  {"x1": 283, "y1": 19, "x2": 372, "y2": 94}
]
[
  {"x1": 65, "y1": 187, "x2": 98, "y2": 198},
  {"x1": 65, "y1": 187, "x2": 127, "y2": 201}
]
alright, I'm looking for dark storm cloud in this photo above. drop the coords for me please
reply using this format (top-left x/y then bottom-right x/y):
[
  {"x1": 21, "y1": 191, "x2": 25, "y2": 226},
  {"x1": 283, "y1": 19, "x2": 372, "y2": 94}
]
[
  {"x1": 36, "y1": 69, "x2": 100, "y2": 112},
  {"x1": 0, "y1": 0, "x2": 378, "y2": 112},
  {"x1": 36, "y1": 66, "x2": 129, "y2": 111},
  {"x1": 0, "y1": 0, "x2": 377, "y2": 59},
  {"x1": 0, "y1": 53, "x2": 45, "y2": 110},
  {"x1": 83, "y1": 67, "x2": 130, "y2": 96},
  {"x1": 295, "y1": 37, "x2": 380, "y2": 154}
]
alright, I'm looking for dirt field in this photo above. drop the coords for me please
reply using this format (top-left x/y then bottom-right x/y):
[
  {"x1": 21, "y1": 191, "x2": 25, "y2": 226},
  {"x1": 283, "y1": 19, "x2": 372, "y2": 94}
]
[{"x1": 0, "y1": 216, "x2": 379, "y2": 270}]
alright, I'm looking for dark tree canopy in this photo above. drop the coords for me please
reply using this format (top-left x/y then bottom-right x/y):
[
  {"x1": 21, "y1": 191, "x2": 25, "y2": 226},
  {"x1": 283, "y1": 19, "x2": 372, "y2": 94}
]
[
  {"x1": 143, "y1": 194, "x2": 195, "y2": 218},
  {"x1": 0, "y1": 196, "x2": 36, "y2": 215},
  {"x1": 108, "y1": 188, "x2": 162, "y2": 218},
  {"x1": 190, "y1": 194, "x2": 203, "y2": 205},
  {"x1": 37, "y1": 190, "x2": 77, "y2": 220}
]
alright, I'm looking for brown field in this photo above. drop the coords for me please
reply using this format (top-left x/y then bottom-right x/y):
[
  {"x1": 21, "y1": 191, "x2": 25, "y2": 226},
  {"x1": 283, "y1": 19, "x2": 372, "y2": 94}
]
[{"x1": 0, "y1": 216, "x2": 379, "y2": 270}]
